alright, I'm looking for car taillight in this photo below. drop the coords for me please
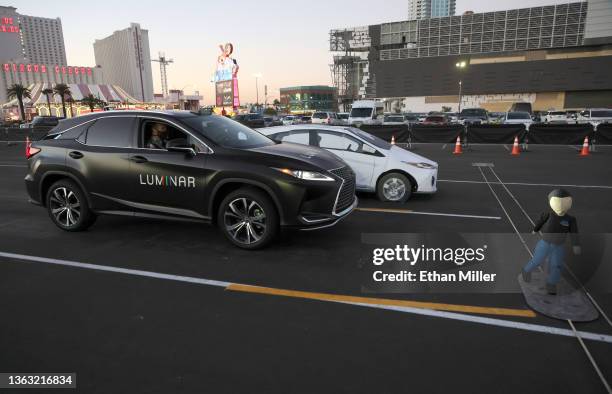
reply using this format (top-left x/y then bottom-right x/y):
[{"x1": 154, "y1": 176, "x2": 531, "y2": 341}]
[
  {"x1": 25, "y1": 137, "x2": 41, "y2": 159},
  {"x1": 327, "y1": 118, "x2": 331, "y2": 124}
]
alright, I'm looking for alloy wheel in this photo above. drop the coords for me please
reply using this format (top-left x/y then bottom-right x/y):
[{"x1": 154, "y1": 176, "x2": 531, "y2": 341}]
[
  {"x1": 49, "y1": 187, "x2": 81, "y2": 227},
  {"x1": 382, "y1": 177, "x2": 406, "y2": 201},
  {"x1": 224, "y1": 197, "x2": 267, "y2": 245}
]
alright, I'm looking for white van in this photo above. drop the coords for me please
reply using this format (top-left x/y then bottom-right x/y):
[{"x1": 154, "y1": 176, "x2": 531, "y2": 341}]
[{"x1": 348, "y1": 100, "x2": 384, "y2": 126}]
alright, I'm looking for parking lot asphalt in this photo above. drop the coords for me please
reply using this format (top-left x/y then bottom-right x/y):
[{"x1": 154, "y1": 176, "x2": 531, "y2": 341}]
[{"x1": 1, "y1": 142, "x2": 611, "y2": 393}]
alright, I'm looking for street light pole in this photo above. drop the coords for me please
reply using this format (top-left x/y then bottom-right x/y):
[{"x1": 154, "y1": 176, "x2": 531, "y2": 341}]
[
  {"x1": 455, "y1": 60, "x2": 467, "y2": 113},
  {"x1": 458, "y1": 80, "x2": 463, "y2": 113},
  {"x1": 255, "y1": 76, "x2": 259, "y2": 106},
  {"x1": 253, "y1": 73, "x2": 262, "y2": 111}
]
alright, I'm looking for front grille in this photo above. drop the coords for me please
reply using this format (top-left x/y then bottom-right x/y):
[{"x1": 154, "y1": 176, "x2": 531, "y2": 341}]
[{"x1": 330, "y1": 166, "x2": 356, "y2": 214}]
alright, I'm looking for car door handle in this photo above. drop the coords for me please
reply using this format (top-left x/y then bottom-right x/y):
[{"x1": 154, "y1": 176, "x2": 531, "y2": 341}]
[
  {"x1": 129, "y1": 155, "x2": 148, "y2": 163},
  {"x1": 69, "y1": 151, "x2": 83, "y2": 159}
]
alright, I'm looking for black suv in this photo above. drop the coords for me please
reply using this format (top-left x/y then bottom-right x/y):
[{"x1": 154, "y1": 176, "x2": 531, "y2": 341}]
[
  {"x1": 459, "y1": 108, "x2": 488, "y2": 125},
  {"x1": 234, "y1": 113, "x2": 265, "y2": 128},
  {"x1": 31, "y1": 116, "x2": 61, "y2": 131},
  {"x1": 25, "y1": 111, "x2": 357, "y2": 249}
]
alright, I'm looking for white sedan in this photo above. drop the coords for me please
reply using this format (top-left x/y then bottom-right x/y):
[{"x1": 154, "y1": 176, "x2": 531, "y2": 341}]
[
  {"x1": 503, "y1": 111, "x2": 533, "y2": 130},
  {"x1": 543, "y1": 111, "x2": 569, "y2": 123},
  {"x1": 259, "y1": 125, "x2": 438, "y2": 202}
]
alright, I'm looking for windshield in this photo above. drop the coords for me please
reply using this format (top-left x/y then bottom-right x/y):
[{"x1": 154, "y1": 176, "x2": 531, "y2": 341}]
[
  {"x1": 426, "y1": 116, "x2": 444, "y2": 122},
  {"x1": 337, "y1": 113, "x2": 349, "y2": 119},
  {"x1": 182, "y1": 114, "x2": 274, "y2": 149},
  {"x1": 460, "y1": 109, "x2": 487, "y2": 117},
  {"x1": 312, "y1": 112, "x2": 327, "y2": 119},
  {"x1": 385, "y1": 116, "x2": 404, "y2": 122},
  {"x1": 348, "y1": 127, "x2": 391, "y2": 150},
  {"x1": 350, "y1": 108, "x2": 373, "y2": 118},
  {"x1": 507, "y1": 112, "x2": 531, "y2": 120},
  {"x1": 549, "y1": 111, "x2": 566, "y2": 116},
  {"x1": 592, "y1": 110, "x2": 612, "y2": 117}
]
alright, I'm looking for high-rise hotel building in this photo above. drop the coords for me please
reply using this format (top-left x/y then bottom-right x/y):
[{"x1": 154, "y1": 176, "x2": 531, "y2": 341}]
[
  {"x1": 93, "y1": 23, "x2": 154, "y2": 102},
  {"x1": 0, "y1": 6, "x2": 67, "y2": 65}
]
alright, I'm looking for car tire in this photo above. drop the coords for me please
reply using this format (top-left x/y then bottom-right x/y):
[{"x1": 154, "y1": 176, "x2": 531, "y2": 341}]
[
  {"x1": 46, "y1": 179, "x2": 96, "y2": 231},
  {"x1": 217, "y1": 187, "x2": 279, "y2": 249},
  {"x1": 377, "y1": 173, "x2": 412, "y2": 203}
]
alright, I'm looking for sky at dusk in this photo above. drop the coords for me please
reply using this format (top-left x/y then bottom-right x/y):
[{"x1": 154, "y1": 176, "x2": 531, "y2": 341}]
[{"x1": 12, "y1": 0, "x2": 569, "y2": 105}]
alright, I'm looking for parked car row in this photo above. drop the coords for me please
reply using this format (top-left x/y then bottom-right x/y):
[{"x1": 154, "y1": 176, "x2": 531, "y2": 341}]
[
  {"x1": 281, "y1": 115, "x2": 315, "y2": 125},
  {"x1": 395, "y1": 107, "x2": 612, "y2": 129}
]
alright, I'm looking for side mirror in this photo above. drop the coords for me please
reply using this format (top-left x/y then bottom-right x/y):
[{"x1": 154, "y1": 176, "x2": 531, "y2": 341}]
[{"x1": 167, "y1": 146, "x2": 196, "y2": 157}]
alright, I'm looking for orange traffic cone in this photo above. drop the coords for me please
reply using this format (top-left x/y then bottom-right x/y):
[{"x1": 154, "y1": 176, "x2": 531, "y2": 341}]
[
  {"x1": 579, "y1": 136, "x2": 589, "y2": 156},
  {"x1": 452, "y1": 135, "x2": 462, "y2": 154},
  {"x1": 391, "y1": 135, "x2": 395, "y2": 145},
  {"x1": 511, "y1": 136, "x2": 520, "y2": 156}
]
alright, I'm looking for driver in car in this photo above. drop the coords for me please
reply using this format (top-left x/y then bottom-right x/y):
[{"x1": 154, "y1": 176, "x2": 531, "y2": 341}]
[{"x1": 147, "y1": 123, "x2": 169, "y2": 149}]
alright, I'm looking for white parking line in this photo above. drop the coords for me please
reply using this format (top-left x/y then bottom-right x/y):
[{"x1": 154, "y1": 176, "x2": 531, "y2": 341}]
[
  {"x1": 2, "y1": 250, "x2": 612, "y2": 344},
  {"x1": 438, "y1": 179, "x2": 612, "y2": 189},
  {"x1": 356, "y1": 207, "x2": 501, "y2": 220},
  {"x1": 0, "y1": 164, "x2": 27, "y2": 167}
]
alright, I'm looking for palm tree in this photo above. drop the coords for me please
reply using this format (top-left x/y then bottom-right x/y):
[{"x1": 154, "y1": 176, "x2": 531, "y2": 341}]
[
  {"x1": 42, "y1": 88, "x2": 54, "y2": 115},
  {"x1": 81, "y1": 94, "x2": 98, "y2": 112},
  {"x1": 95, "y1": 97, "x2": 107, "y2": 110},
  {"x1": 6, "y1": 84, "x2": 31, "y2": 121},
  {"x1": 66, "y1": 96, "x2": 76, "y2": 118},
  {"x1": 53, "y1": 83, "x2": 71, "y2": 118}
]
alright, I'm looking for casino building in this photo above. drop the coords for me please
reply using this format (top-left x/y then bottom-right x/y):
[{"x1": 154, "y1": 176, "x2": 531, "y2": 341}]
[
  {"x1": 0, "y1": 62, "x2": 143, "y2": 118},
  {"x1": 330, "y1": 0, "x2": 612, "y2": 112}
]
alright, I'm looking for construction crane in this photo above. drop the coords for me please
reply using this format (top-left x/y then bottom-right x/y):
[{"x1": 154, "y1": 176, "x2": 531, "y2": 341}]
[{"x1": 152, "y1": 52, "x2": 173, "y2": 98}]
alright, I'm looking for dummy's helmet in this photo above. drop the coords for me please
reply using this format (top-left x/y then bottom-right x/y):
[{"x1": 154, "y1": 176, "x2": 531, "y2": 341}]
[{"x1": 548, "y1": 189, "x2": 572, "y2": 216}]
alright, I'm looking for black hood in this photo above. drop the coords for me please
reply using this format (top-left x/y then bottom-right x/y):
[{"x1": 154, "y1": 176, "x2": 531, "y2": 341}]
[{"x1": 249, "y1": 142, "x2": 345, "y2": 170}]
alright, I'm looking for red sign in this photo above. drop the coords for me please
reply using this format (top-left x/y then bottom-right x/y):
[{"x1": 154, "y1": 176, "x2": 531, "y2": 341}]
[
  {"x1": 0, "y1": 16, "x2": 18, "y2": 33},
  {"x1": 2, "y1": 63, "x2": 92, "y2": 75}
]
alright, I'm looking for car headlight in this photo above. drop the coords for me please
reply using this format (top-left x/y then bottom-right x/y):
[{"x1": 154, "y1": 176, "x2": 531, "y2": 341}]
[
  {"x1": 402, "y1": 161, "x2": 437, "y2": 169},
  {"x1": 274, "y1": 168, "x2": 335, "y2": 181}
]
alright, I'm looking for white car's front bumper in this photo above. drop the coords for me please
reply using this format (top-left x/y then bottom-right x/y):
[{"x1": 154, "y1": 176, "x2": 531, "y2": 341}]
[{"x1": 413, "y1": 168, "x2": 438, "y2": 193}]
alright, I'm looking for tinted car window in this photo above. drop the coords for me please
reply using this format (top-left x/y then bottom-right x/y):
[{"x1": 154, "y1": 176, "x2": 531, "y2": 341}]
[
  {"x1": 350, "y1": 108, "x2": 372, "y2": 118},
  {"x1": 592, "y1": 110, "x2": 612, "y2": 117},
  {"x1": 507, "y1": 112, "x2": 531, "y2": 120},
  {"x1": 84, "y1": 117, "x2": 135, "y2": 147},
  {"x1": 313, "y1": 112, "x2": 327, "y2": 119},
  {"x1": 182, "y1": 114, "x2": 274, "y2": 149},
  {"x1": 57, "y1": 120, "x2": 96, "y2": 140},
  {"x1": 460, "y1": 109, "x2": 487, "y2": 117}
]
